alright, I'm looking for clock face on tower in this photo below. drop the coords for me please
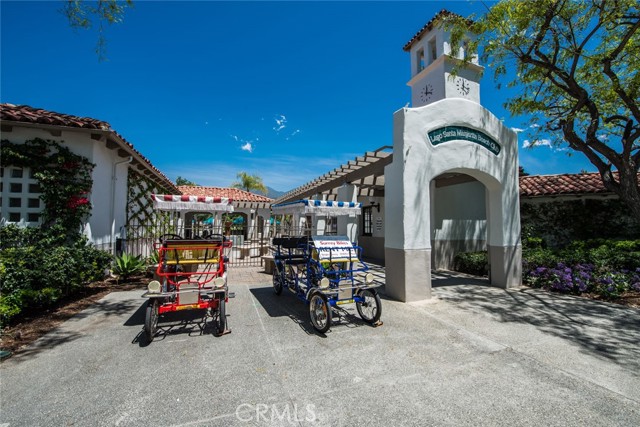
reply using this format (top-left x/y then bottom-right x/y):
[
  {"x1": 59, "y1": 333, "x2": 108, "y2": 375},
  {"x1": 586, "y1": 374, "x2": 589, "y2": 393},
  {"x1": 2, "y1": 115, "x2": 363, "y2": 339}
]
[
  {"x1": 420, "y1": 83, "x2": 434, "y2": 102},
  {"x1": 455, "y1": 77, "x2": 470, "y2": 97}
]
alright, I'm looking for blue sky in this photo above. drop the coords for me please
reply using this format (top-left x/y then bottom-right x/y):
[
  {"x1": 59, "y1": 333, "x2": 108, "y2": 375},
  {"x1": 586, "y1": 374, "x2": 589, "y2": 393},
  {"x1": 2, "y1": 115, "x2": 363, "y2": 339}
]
[{"x1": 1, "y1": 0, "x2": 595, "y2": 192}]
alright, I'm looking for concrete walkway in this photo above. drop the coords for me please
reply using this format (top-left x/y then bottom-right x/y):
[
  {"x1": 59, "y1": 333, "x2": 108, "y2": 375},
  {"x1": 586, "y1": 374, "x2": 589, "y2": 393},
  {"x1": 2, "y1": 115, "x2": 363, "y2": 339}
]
[{"x1": 1, "y1": 266, "x2": 639, "y2": 426}]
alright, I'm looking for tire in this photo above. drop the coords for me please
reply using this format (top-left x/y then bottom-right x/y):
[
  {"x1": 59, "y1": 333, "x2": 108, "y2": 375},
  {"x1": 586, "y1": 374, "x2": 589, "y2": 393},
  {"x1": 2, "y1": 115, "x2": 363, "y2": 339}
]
[
  {"x1": 144, "y1": 299, "x2": 159, "y2": 342},
  {"x1": 356, "y1": 289, "x2": 382, "y2": 324},
  {"x1": 309, "y1": 292, "x2": 332, "y2": 333},
  {"x1": 272, "y1": 269, "x2": 283, "y2": 295},
  {"x1": 216, "y1": 295, "x2": 226, "y2": 335}
]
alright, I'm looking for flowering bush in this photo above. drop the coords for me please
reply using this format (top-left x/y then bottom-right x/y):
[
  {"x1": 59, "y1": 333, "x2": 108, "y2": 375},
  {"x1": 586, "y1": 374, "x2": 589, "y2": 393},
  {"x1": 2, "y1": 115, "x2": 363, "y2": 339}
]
[
  {"x1": 1, "y1": 138, "x2": 94, "y2": 241},
  {"x1": 523, "y1": 239, "x2": 640, "y2": 299}
]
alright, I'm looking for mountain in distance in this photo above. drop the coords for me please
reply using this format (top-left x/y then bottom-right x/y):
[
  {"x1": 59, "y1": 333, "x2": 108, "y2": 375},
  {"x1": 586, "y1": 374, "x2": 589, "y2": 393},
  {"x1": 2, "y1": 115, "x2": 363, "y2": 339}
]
[{"x1": 258, "y1": 186, "x2": 285, "y2": 199}]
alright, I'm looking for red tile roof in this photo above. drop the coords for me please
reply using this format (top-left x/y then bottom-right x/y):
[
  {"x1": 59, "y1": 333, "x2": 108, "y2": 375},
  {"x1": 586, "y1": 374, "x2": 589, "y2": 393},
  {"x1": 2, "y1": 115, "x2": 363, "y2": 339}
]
[
  {"x1": 1, "y1": 103, "x2": 111, "y2": 130},
  {"x1": 519, "y1": 172, "x2": 637, "y2": 197},
  {"x1": 403, "y1": 10, "x2": 471, "y2": 52},
  {"x1": 0, "y1": 103, "x2": 178, "y2": 194},
  {"x1": 177, "y1": 186, "x2": 273, "y2": 203}
]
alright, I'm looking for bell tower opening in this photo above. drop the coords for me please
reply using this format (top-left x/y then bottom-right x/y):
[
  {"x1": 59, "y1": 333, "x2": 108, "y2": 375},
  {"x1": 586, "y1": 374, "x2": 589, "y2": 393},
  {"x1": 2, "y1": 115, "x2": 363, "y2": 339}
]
[{"x1": 403, "y1": 10, "x2": 483, "y2": 107}]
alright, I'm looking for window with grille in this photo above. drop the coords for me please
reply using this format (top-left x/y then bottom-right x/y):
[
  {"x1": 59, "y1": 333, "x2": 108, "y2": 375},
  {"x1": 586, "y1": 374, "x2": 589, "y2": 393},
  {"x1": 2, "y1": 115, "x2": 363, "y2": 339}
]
[
  {"x1": 1, "y1": 166, "x2": 43, "y2": 224},
  {"x1": 362, "y1": 206, "x2": 373, "y2": 236},
  {"x1": 325, "y1": 216, "x2": 338, "y2": 235}
]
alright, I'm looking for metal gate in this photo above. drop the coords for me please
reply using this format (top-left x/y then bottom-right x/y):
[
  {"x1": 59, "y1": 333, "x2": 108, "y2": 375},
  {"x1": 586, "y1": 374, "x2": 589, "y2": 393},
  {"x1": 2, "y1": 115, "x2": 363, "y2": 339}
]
[{"x1": 124, "y1": 219, "x2": 271, "y2": 267}]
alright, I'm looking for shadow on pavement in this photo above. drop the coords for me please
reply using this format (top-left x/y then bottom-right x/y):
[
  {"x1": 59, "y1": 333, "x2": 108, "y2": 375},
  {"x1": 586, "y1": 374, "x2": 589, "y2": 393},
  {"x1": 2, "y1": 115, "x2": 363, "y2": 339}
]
[
  {"x1": 433, "y1": 283, "x2": 640, "y2": 370},
  {"x1": 8, "y1": 297, "x2": 143, "y2": 363},
  {"x1": 7, "y1": 330, "x2": 84, "y2": 363},
  {"x1": 127, "y1": 303, "x2": 227, "y2": 346},
  {"x1": 249, "y1": 286, "x2": 375, "y2": 336},
  {"x1": 432, "y1": 270, "x2": 490, "y2": 287}
]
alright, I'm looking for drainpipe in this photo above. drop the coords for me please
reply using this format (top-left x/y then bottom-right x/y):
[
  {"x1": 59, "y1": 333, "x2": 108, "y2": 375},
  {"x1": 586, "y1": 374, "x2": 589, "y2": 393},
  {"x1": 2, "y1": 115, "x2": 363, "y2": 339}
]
[{"x1": 111, "y1": 156, "x2": 133, "y2": 255}]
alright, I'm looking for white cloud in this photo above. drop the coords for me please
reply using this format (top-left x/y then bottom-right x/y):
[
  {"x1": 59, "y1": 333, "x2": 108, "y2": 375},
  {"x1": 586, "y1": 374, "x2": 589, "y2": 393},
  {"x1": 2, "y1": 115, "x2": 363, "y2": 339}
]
[
  {"x1": 164, "y1": 152, "x2": 376, "y2": 191},
  {"x1": 522, "y1": 139, "x2": 552, "y2": 149},
  {"x1": 231, "y1": 134, "x2": 255, "y2": 153},
  {"x1": 597, "y1": 134, "x2": 609, "y2": 142},
  {"x1": 511, "y1": 127, "x2": 525, "y2": 133},
  {"x1": 529, "y1": 124, "x2": 541, "y2": 129},
  {"x1": 273, "y1": 114, "x2": 287, "y2": 132},
  {"x1": 285, "y1": 129, "x2": 301, "y2": 141}
]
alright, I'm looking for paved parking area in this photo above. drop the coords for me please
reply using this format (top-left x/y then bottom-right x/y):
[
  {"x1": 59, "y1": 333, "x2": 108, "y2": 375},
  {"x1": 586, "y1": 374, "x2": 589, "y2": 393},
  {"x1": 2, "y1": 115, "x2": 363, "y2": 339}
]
[{"x1": 1, "y1": 266, "x2": 640, "y2": 426}]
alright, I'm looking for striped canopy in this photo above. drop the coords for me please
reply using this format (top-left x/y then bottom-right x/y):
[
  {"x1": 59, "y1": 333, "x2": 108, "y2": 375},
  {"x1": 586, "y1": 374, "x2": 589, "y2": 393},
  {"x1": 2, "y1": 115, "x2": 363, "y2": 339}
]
[
  {"x1": 151, "y1": 194, "x2": 234, "y2": 212},
  {"x1": 271, "y1": 199, "x2": 362, "y2": 216}
]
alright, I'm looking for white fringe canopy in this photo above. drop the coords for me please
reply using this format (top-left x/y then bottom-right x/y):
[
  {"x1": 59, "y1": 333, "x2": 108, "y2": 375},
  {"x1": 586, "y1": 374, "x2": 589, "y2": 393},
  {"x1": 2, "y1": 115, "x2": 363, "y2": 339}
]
[
  {"x1": 271, "y1": 199, "x2": 362, "y2": 216},
  {"x1": 152, "y1": 194, "x2": 234, "y2": 212}
]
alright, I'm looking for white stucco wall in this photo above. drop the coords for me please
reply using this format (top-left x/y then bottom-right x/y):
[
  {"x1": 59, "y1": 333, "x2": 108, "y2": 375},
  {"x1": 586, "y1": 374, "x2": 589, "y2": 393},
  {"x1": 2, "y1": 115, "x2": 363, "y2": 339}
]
[
  {"x1": 386, "y1": 97, "x2": 520, "y2": 250},
  {"x1": 1, "y1": 126, "x2": 131, "y2": 252},
  {"x1": 432, "y1": 181, "x2": 486, "y2": 241}
]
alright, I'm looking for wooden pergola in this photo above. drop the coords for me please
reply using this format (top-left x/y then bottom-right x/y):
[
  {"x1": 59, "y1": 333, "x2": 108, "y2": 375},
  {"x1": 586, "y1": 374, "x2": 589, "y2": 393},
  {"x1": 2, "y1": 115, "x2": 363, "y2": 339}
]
[{"x1": 274, "y1": 146, "x2": 393, "y2": 203}]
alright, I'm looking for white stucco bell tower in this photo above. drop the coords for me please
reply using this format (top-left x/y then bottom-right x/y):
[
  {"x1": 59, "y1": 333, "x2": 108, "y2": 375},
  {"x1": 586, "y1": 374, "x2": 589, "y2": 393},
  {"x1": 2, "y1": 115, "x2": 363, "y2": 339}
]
[
  {"x1": 384, "y1": 10, "x2": 522, "y2": 302},
  {"x1": 404, "y1": 11, "x2": 483, "y2": 107}
]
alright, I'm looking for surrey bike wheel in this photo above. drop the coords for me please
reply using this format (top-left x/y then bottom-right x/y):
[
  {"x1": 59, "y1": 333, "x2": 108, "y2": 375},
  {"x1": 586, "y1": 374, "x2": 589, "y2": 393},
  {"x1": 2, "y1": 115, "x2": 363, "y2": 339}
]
[
  {"x1": 144, "y1": 299, "x2": 160, "y2": 342},
  {"x1": 309, "y1": 292, "x2": 332, "y2": 333},
  {"x1": 272, "y1": 268, "x2": 283, "y2": 295},
  {"x1": 215, "y1": 294, "x2": 226, "y2": 335},
  {"x1": 356, "y1": 289, "x2": 382, "y2": 324}
]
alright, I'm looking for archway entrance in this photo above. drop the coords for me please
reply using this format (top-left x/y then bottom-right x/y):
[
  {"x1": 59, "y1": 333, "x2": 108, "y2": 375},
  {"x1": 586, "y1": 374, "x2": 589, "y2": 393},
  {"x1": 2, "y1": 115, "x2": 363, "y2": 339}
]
[
  {"x1": 431, "y1": 172, "x2": 488, "y2": 274},
  {"x1": 384, "y1": 99, "x2": 522, "y2": 302}
]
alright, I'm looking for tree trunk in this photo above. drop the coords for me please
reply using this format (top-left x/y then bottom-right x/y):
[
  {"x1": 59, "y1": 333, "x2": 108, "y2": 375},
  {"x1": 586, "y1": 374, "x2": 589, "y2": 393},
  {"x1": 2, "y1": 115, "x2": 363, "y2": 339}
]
[{"x1": 611, "y1": 166, "x2": 640, "y2": 223}]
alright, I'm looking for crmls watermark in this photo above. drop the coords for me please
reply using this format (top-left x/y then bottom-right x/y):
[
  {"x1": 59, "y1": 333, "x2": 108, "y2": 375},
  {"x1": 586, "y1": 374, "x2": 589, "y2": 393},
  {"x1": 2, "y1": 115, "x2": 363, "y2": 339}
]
[{"x1": 235, "y1": 403, "x2": 317, "y2": 423}]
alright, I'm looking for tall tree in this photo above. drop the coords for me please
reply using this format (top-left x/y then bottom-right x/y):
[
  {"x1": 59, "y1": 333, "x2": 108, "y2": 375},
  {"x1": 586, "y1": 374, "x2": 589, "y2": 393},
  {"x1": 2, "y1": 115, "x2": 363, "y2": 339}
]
[
  {"x1": 175, "y1": 176, "x2": 198, "y2": 186},
  {"x1": 231, "y1": 172, "x2": 268, "y2": 195},
  {"x1": 448, "y1": 0, "x2": 640, "y2": 220},
  {"x1": 62, "y1": 0, "x2": 133, "y2": 61}
]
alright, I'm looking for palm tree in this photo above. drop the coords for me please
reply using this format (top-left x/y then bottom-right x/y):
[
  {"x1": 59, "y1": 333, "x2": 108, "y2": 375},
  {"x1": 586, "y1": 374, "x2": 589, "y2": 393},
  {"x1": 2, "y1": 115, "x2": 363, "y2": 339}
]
[{"x1": 231, "y1": 172, "x2": 268, "y2": 195}]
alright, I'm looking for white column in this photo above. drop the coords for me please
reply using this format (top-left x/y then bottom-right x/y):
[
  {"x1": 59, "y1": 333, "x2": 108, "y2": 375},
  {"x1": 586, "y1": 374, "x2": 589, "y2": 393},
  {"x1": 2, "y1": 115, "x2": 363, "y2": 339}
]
[{"x1": 337, "y1": 184, "x2": 358, "y2": 243}]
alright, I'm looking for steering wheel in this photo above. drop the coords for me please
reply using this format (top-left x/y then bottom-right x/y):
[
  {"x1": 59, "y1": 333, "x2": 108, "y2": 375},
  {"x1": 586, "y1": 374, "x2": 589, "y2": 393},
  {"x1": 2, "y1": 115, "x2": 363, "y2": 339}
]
[{"x1": 159, "y1": 233, "x2": 183, "y2": 243}]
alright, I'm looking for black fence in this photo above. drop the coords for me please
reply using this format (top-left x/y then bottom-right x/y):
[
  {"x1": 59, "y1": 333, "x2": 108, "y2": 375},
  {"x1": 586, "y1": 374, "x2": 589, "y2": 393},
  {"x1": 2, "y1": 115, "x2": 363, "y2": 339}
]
[
  {"x1": 123, "y1": 215, "x2": 339, "y2": 268},
  {"x1": 124, "y1": 220, "x2": 278, "y2": 267}
]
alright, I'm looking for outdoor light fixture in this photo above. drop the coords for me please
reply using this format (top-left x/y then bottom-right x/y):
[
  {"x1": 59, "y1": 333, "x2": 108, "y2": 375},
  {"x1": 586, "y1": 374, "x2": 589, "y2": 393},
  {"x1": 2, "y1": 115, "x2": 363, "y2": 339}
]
[
  {"x1": 147, "y1": 280, "x2": 161, "y2": 293},
  {"x1": 214, "y1": 277, "x2": 226, "y2": 288}
]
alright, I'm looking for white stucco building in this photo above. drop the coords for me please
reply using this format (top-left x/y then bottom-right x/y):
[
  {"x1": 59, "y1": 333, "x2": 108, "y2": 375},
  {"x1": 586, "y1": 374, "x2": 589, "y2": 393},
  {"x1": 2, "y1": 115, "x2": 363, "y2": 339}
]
[{"x1": 0, "y1": 103, "x2": 179, "y2": 253}]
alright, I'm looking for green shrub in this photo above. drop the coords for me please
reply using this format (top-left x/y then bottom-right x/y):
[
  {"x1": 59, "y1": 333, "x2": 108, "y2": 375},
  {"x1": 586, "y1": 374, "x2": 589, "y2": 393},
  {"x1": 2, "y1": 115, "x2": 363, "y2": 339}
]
[
  {"x1": 146, "y1": 250, "x2": 159, "y2": 266},
  {"x1": 0, "y1": 227, "x2": 111, "y2": 326},
  {"x1": 0, "y1": 293, "x2": 22, "y2": 324},
  {"x1": 112, "y1": 253, "x2": 146, "y2": 280},
  {"x1": 453, "y1": 251, "x2": 488, "y2": 276}
]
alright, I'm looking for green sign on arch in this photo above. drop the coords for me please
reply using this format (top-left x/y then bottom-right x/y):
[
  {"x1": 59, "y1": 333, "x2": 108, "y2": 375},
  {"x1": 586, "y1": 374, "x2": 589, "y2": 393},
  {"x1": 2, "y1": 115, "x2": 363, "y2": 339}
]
[{"x1": 427, "y1": 126, "x2": 501, "y2": 155}]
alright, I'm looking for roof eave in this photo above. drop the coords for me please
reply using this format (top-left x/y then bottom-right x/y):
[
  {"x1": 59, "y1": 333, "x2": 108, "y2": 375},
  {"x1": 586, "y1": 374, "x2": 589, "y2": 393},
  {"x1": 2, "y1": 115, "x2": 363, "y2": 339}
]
[{"x1": 1, "y1": 119, "x2": 179, "y2": 194}]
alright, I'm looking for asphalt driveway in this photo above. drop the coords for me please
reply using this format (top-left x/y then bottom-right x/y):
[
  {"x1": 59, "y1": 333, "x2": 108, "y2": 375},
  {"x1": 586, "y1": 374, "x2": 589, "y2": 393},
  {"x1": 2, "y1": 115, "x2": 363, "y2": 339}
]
[{"x1": 1, "y1": 267, "x2": 639, "y2": 427}]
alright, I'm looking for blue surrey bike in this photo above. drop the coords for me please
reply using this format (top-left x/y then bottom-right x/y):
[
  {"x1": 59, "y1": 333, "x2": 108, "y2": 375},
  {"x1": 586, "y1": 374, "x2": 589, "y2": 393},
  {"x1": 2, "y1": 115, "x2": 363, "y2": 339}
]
[{"x1": 271, "y1": 235, "x2": 382, "y2": 333}]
